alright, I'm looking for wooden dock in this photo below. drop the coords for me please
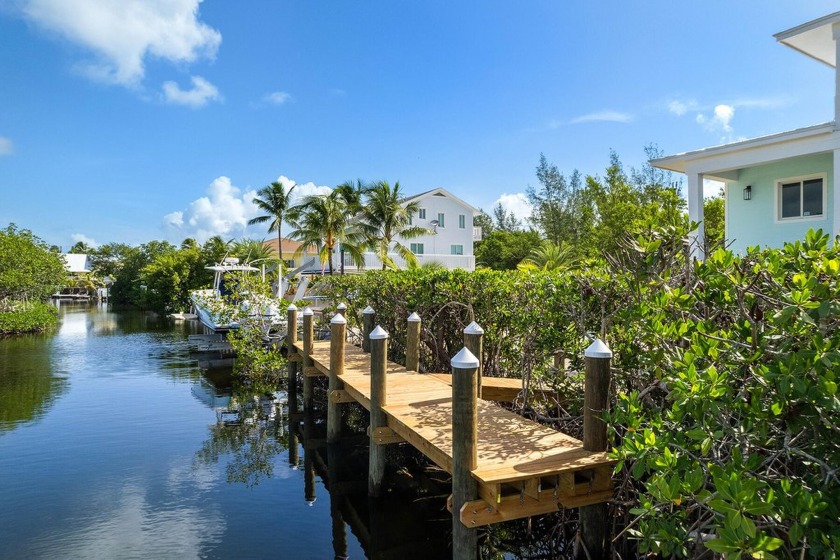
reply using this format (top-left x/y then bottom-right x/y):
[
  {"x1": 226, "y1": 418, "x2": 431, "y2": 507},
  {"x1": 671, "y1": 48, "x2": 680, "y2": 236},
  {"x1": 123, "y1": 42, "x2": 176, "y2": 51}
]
[{"x1": 293, "y1": 337, "x2": 615, "y2": 528}]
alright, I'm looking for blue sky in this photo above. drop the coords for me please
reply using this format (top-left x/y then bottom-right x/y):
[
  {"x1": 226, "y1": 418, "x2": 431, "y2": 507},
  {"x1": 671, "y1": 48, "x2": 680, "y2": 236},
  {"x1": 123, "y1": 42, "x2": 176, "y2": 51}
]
[{"x1": 1, "y1": 0, "x2": 837, "y2": 249}]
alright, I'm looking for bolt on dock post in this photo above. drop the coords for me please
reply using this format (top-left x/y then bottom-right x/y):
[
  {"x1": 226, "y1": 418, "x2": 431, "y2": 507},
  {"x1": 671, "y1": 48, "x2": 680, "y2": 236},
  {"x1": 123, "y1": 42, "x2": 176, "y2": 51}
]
[
  {"x1": 286, "y1": 304, "x2": 298, "y2": 414},
  {"x1": 362, "y1": 306, "x2": 375, "y2": 353},
  {"x1": 302, "y1": 307, "x2": 314, "y2": 412},
  {"x1": 463, "y1": 321, "x2": 484, "y2": 399},
  {"x1": 368, "y1": 325, "x2": 389, "y2": 497},
  {"x1": 451, "y1": 346, "x2": 480, "y2": 560},
  {"x1": 575, "y1": 338, "x2": 613, "y2": 560},
  {"x1": 327, "y1": 314, "x2": 347, "y2": 444},
  {"x1": 406, "y1": 312, "x2": 421, "y2": 372}
]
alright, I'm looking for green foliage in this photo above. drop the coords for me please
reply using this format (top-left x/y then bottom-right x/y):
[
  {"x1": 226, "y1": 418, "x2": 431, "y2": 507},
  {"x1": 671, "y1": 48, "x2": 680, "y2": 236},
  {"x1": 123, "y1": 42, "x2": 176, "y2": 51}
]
[
  {"x1": 315, "y1": 227, "x2": 840, "y2": 558},
  {"x1": 109, "y1": 241, "x2": 176, "y2": 307},
  {"x1": 0, "y1": 224, "x2": 67, "y2": 307},
  {"x1": 359, "y1": 180, "x2": 428, "y2": 270},
  {"x1": 475, "y1": 230, "x2": 542, "y2": 270},
  {"x1": 289, "y1": 191, "x2": 366, "y2": 274},
  {"x1": 141, "y1": 243, "x2": 210, "y2": 315},
  {"x1": 0, "y1": 302, "x2": 59, "y2": 334},
  {"x1": 704, "y1": 193, "x2": 725, "y2": 249}
]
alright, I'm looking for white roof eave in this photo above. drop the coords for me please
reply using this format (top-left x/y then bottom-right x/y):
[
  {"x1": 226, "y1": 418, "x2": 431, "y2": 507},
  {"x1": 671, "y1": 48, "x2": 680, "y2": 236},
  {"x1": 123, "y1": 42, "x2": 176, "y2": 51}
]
[
  {"x1": 774, "y1": 11, "x2": 840, "y2": 68},
  {"x1": 651, "y1": 122, "x2": 836, "y2": 175}
]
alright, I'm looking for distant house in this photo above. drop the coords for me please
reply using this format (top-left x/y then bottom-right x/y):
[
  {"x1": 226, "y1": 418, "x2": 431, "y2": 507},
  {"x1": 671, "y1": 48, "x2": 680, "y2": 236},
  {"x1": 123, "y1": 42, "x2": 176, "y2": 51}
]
[
  {"x1": 652, "y1": 11, "x2": 840, "y2": 257},
  {"x1": 56, "y1": 253, "x2": 100, "y2": 299},
  {"x1": 345, "y1": 187, "x2": 482, "y2": 271},
  {"x1": 262, "y1": 237, "x2": 319, "y2": 270}
]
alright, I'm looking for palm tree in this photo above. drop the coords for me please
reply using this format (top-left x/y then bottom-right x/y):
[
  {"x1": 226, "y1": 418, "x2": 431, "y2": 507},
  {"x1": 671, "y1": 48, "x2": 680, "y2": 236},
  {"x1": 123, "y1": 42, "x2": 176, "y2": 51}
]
[
  {"x1": 517, "y1": 240, "x2": 578, "y2": 272},
  {"x1": 360, "y1": 180, "x2": 428, "y2": 270},
  {"x1": 230, "y1": 238, "x2": 274, "y2": 264},
  {"x1": 288, "y1": 193, "x2": 365, "y2": 275},
  {"x1": 248, "y1": 181, "x2": 296, "y2": 271},
  {"x1": 333, "y1": 179, "x2": 368, "y2": 273}
]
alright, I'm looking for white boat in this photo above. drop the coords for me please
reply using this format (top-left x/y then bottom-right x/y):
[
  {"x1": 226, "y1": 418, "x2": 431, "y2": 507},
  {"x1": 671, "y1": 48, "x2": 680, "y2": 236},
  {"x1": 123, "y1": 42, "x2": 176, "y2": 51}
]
[{"x1": 190, "y1": 258, "x2": 283, "y2": 333}]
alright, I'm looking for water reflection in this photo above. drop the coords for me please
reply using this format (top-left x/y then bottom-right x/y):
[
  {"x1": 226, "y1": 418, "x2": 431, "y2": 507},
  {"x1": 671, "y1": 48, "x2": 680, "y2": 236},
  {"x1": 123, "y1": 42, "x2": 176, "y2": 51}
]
[
  {"x1": 194, "y1": 372, "x2": 290, "y2": 488},
  {"x1": 0, "y1": 332, "x2": 67, "y2": 432}
]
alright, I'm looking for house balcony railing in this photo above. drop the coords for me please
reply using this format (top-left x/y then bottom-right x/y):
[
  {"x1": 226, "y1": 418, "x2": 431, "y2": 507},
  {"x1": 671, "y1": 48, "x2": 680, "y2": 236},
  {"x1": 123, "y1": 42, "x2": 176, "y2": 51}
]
[{"x1": 342, "y1": 252, "x2": 475, "y2": 271}]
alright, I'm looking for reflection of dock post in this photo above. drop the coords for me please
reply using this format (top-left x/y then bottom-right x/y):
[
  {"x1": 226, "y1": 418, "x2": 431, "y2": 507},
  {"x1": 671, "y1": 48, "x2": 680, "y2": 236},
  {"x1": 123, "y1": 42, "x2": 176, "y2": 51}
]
[
  {"x1": 368, "y1": 325, "x2": 389, "y2": 497},
  {"x1": 328, "y1": 443, "x2": 348, "y2": 560},
  {"x1": 451, "y1": 347, "x2": 479, "y2": 560},
  {"x1": 327, "y1": 314, "x2": 346, "y2": 444},
  {"x1": 302, "y1": 307, "x2": 314, "y2": 412},
  {"x1": 463, "y1": 321, "x2": 484, "y2": 398},
  {"x1": 303, "y1": 410, "x2": 316, "y2": 505},
  {"x1": 405, "y1": 312, "x2": 421, "y2": 372},
  {"x1": 575, "y1": 339, "x2": 613, "y2": 560},
  {"x1": 362, "y1": 306, "x2": 375, "y2": 353},
  {"x1": 287, "y1": 304, "x2": 298, "y2": 414}
]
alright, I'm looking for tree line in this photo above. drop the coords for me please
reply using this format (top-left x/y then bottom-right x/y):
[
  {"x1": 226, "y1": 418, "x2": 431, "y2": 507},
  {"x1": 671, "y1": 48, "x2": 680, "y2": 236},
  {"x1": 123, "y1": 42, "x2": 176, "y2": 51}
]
[{"x1": 475, "y1": 146, "x2": 724, "y2": 270}]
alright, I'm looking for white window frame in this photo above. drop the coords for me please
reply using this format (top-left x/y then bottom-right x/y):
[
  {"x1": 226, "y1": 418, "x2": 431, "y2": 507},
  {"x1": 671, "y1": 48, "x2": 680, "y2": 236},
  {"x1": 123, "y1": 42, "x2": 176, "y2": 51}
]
[
  {"x1": 458, "y1": 214, "x2": 465, "y2": 229},
  {"x1": 774, "y1": 173, "x2": 827, "y2": 223},
  {"x1": 450, "y1": 244, "x2": 463, "y2": 255},
  {"x1": 410, "y1": 243, "x2": 424, "y2": 255},
  {"x1": 437, "y1": 212, "x2": 445, "y2": 228},
  {"x1": 418, "y1": 208, "x2": 426, "y2": 219}
]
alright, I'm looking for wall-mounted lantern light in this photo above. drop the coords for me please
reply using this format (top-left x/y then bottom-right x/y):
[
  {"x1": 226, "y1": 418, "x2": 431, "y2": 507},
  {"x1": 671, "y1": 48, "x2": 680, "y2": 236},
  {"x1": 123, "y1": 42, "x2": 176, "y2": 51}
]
[
  {"x1": 743, "y1": 185, "x2": 752, "y2": 201},
  {"x1": 429, "y1": 219, "x2": 439, "y2": 233}
]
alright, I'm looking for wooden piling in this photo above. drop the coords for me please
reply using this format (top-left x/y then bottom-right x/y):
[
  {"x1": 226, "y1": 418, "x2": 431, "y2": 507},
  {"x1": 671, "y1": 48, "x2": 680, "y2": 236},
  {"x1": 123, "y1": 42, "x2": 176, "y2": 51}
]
[
  {"x1": 302, "y1": 307, "x2": 314, "y2": 412},
  {"x1": 287, "y1": 304, "x2": 299, "y2": 413},
  {"x1": 362, "y1": 306, "x2": 375, "y2": 353},
  {"x1": 368, "y1": 325, "x2": 389, "y2": 497},
  {"x1": 575, "y1": 338, "x2": 613, "y2": 560},
  {"x1": 327, "y1": 314, "x2": 347, "y2": 444},
  {"x1": 336, "y1": 302, "x2": 347, "y2": 318},
  {"x1": 451, "y1": 347, "x2": 479, "y2": 560},
  {"x1": 406, "y1": 312, "x2": 421, "y2": 372},
  {"x1": 463, "y1": 321, "x2": 484, "y2": 398}
]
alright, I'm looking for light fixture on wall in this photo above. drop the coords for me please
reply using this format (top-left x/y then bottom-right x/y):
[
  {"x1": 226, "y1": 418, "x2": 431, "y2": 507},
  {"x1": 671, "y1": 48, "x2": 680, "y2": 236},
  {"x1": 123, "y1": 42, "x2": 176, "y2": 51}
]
[
  {"x1": 743, "y1": 185, "x2": 752, "y2": 201},
  {"x1": 429, "y1": 219, "x2": 439, "y2": 233}
]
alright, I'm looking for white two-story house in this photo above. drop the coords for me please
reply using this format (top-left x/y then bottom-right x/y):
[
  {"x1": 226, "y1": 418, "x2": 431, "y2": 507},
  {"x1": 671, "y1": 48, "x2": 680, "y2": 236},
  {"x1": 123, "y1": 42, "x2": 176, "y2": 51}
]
[
  {"x1": 344, "y1": 187, "x2": 482, "y2": 271},
  {"x1": 652, "y1": 11, "x2": 840, "y2": 258}
]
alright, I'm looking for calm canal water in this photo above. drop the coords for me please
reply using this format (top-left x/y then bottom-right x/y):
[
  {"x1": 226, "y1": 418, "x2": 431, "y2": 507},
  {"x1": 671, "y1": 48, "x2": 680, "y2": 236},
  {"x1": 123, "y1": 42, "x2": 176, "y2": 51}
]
[{"x1": 0, "y1": 303, "x2": 434, "y2": 560}]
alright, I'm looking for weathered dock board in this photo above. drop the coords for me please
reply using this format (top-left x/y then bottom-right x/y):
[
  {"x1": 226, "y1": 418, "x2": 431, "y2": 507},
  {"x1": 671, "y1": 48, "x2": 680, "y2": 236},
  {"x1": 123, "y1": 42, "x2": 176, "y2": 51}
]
[{"x1": 296, "y1": 339, "x2": 615, "y2": 527}]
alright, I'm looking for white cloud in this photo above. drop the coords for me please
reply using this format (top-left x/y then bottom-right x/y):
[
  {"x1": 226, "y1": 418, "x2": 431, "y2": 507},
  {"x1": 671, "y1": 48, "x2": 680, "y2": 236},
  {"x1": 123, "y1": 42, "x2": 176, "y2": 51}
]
[
  {"x1": 165, "y1": 176, "x2": 259, "y2": 242},
  {"x1": 71, "y1": 233, "x2": 98, "y2": 247},
  {"x1": 162, "y1": 75, "x2": 220, "y2": 107},
  {"x1": 0, "y1": 135, "x2": 13, "y2": 155},
  {"x1": 165, "y1": 175, "x2": 333, "y2": 242},
  {"x1": 667, "y1": 99, "x2": 697, "y2": 116},
  {"x1": 570, "y1": 111, "x2": 634, "y2": 124},
  {"x1": 494, "y1": 192, "x2": 533, "y2": 223},
  {"x1": 19, "y1": 0, "x2": 221, "y2": 86},
  {"x1": 263, "y1": 91, "x2": 292, "y2": 105},
  {"x1": 696, "y1": 104, "x2": 735, "y2": 141}
]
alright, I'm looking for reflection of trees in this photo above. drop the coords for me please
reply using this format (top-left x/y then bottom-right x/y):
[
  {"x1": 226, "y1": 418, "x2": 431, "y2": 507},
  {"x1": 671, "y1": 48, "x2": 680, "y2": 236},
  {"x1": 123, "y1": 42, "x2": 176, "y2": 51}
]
[
  {"x1": 194, "y1": 389, "x2": 289, "y2": 488},
  {"x1": 0, "y1": 333, "x2": 68, "y2": 432}
]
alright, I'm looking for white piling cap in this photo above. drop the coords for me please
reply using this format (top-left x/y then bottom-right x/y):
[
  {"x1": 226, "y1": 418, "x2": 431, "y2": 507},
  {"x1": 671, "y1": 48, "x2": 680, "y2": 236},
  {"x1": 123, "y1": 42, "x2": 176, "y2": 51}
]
[
  {"x1": 369, "y1": 325, "x2": 389, "y2": 340},
  {"x1": 585, "y1": 339, "x2": 613, "y2": 359},
  {"x1": 407, "y1": 311, "x2": 421, "y2": 322},
  {"x1": 451, "y1": 347, "x2": 480, "y2": 369},
  {"x1": 303, "y1": 306, "x2": 314, "y2": 316},
  {"x1": 337, "y1": 302, "x2": 347, "y2": 310},
  {"x1": 287, "y1": 303, "x2": 297, "y2": 312},
  {"x1": 363, "y1": 306, "x2": 375, "y2": 314},
  {"x1": 464, "y1": 321, "x2": 484, "y2": 335},
  {"x1": 330, "y1": 314, "x2": 346, "y2": 325}
]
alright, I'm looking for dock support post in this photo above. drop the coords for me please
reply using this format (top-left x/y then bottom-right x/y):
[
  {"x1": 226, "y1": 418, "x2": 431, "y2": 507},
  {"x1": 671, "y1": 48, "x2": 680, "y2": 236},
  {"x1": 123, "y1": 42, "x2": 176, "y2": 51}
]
[
  {"x1": 463, "y1": 321, "x2": 484, "y2": 398},
  {"x1": 336, "y1": 302, "x2": 347, "y2": 318},
  {"x1": 451, "y1": 347, "x2": 479, "y2": 560},
  {"x1": 287, "y1": 304, "x2": 298, "y2": 413},
  {"x1": 302, "y1": 307, "x2": 314, "y2": 412},
  {"x1": 406, "y1": 312, "x2": 421, "y2": 371},
  {"x1": 327, "y1": 314, "x2": 347, "y2": 444},
  {"x1": 362, "y1": 306, "x2": 375, "y2": 353},
  {"x1": 575, "y1": 339, "x2": 613, "y2": 560},
  {"x1": 368, "y1": 325, "x2": 389, "y2": 497}
]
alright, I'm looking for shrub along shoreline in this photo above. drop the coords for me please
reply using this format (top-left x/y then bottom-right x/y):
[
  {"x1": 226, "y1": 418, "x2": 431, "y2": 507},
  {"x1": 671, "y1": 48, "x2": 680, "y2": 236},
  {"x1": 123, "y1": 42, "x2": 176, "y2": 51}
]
[
  {"x1": 0, "y1": 302, "x2": 59, "y2": 335},
  {"x1": 315, "y1": 228, "x2": 840, "y2": 558}
]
